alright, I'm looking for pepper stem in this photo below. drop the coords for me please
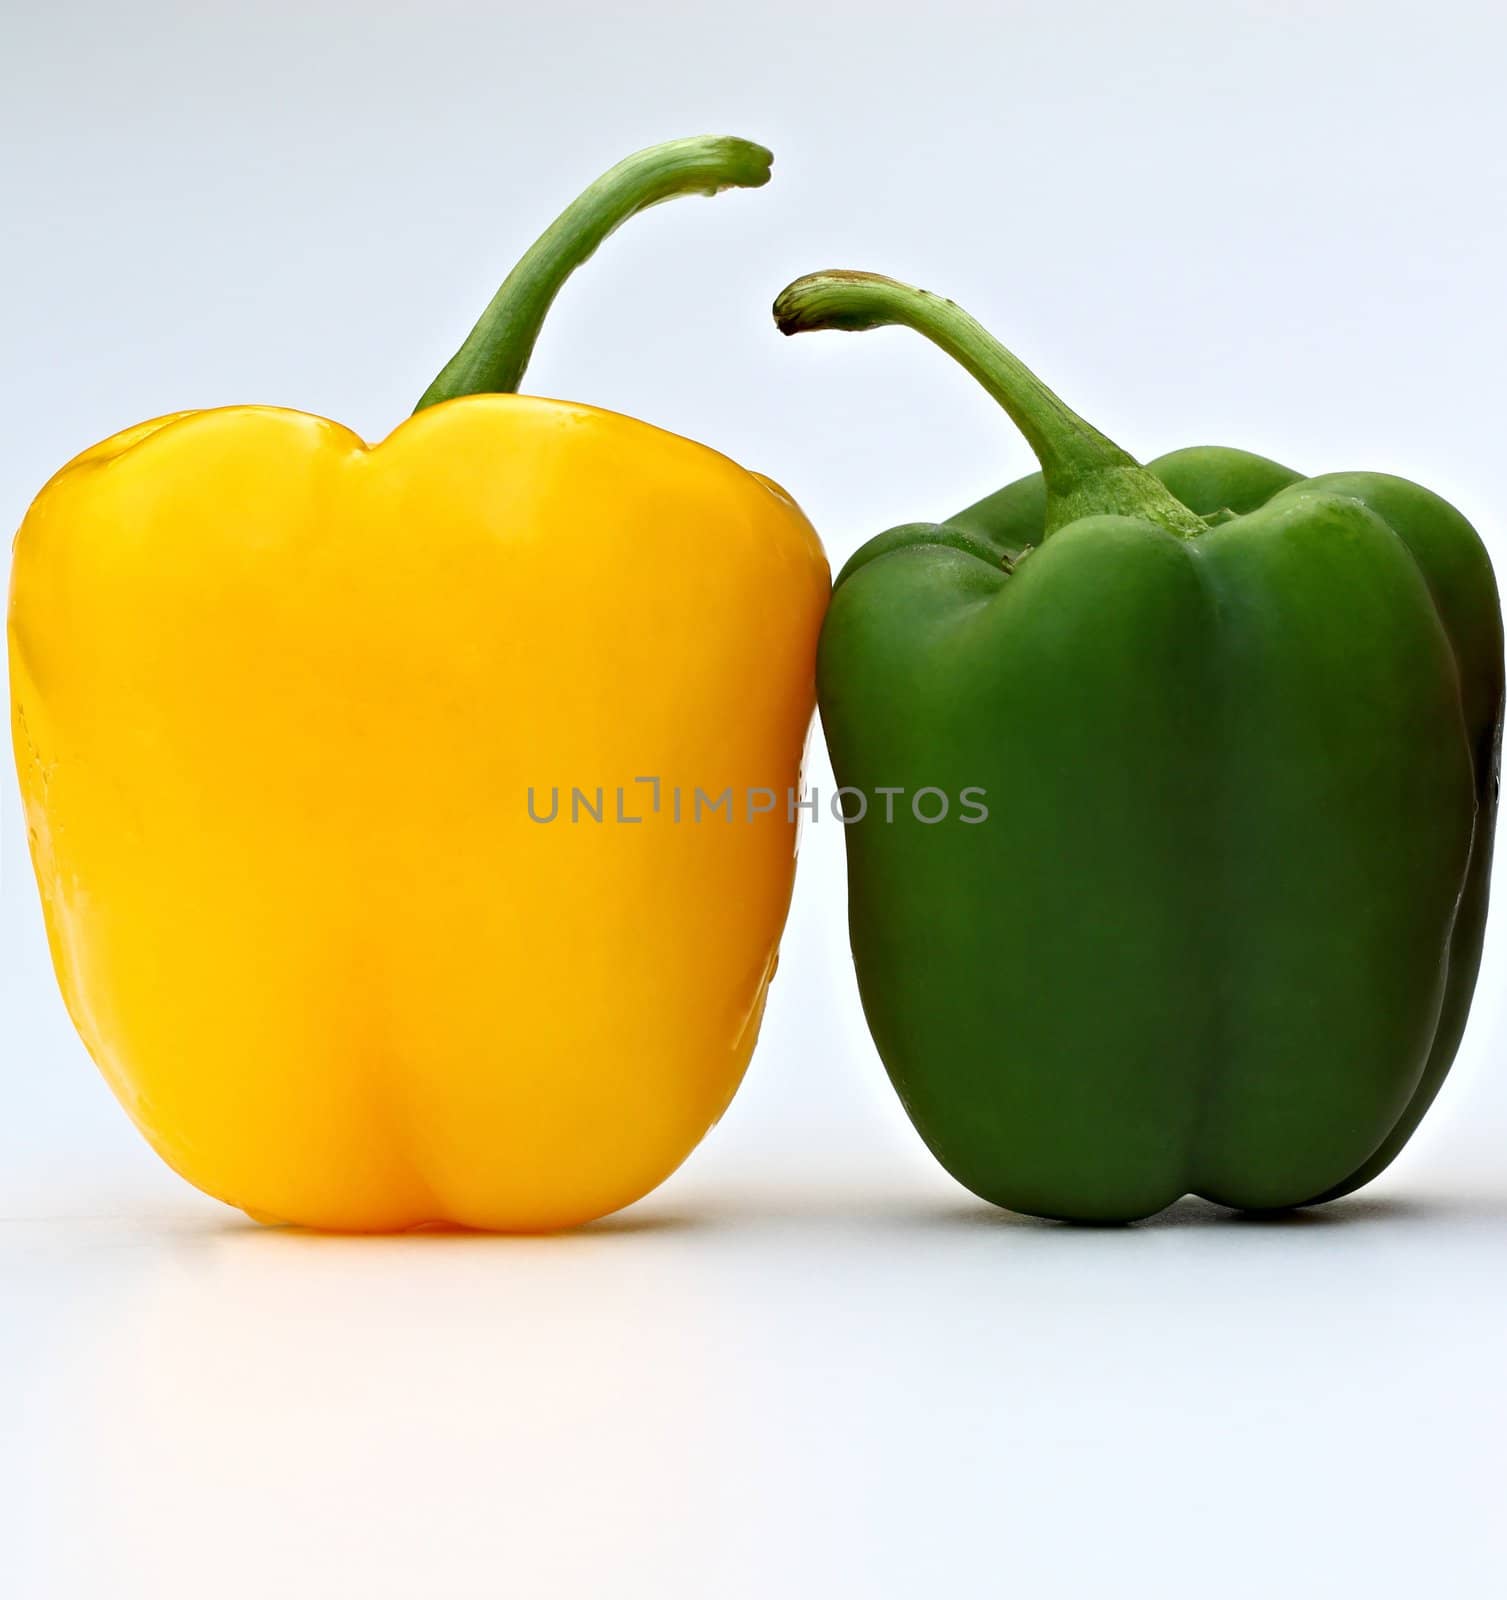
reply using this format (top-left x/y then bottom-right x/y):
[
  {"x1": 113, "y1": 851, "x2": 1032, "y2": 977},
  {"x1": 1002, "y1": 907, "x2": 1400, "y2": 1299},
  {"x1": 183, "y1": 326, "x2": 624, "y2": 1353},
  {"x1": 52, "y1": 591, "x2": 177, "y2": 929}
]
[
  {"x1": 416, "y1": 136, "x2": 774, "y2": 410},
  {"x1": 772, "y1": 270, "x2": 1205, "y2": 538}
]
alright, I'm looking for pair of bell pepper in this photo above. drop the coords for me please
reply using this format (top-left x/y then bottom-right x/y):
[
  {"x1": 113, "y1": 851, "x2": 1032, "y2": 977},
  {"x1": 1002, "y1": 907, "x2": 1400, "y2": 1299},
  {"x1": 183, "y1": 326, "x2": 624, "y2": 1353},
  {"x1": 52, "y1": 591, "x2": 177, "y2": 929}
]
[{"x1": 10, "y1": 137, "x2": 1499, "y2": 1229}]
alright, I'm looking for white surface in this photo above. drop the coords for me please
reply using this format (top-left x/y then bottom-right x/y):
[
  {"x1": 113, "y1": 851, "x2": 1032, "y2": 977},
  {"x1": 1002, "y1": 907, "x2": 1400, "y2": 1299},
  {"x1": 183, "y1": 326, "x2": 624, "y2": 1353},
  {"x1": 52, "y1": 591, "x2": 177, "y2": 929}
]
[
  {"x1": 5, "y1": 1, "x2": 1507, "y2": 1594},
  {"x1": 6, "y1": 1156, "x2": 1507, "y2": 1598}
]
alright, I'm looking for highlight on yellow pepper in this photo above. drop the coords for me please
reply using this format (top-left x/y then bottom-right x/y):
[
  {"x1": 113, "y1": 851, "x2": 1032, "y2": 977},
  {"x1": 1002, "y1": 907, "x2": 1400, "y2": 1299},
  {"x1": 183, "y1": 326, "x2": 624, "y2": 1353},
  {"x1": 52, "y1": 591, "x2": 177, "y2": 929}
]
[{"x1": 9, "y1": 136, "x2": 830, "y2": 1232}]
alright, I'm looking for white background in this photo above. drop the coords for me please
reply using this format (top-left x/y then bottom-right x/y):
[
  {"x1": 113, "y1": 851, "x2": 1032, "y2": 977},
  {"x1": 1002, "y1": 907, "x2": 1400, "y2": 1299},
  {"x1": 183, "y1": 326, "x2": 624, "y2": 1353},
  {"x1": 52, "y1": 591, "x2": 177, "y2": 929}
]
[{"x1": 4, "y1": 1, "x2": 1506, "y2": 1595}]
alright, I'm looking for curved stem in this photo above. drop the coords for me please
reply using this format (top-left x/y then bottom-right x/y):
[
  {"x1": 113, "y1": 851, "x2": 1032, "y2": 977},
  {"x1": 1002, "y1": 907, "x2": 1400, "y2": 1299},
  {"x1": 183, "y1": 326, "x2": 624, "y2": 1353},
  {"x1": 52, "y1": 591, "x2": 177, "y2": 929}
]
[
  {"x1": 416, "y1": 136, "x2": 773, "y2": 411},
  {"x1": 773, "y1": 270, "x2": 1205, "y2": 538}
]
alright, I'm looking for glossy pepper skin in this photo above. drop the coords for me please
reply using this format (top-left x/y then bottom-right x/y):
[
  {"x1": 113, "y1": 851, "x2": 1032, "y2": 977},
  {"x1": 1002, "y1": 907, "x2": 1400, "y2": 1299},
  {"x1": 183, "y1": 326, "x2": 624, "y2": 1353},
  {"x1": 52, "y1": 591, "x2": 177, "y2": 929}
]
[
  {"x1": 11, "y1": 138, "x2": 828, "y2": 1232},
  {"x1": 776, "y1": 271, "x2": 1501, "y2": 1223}
]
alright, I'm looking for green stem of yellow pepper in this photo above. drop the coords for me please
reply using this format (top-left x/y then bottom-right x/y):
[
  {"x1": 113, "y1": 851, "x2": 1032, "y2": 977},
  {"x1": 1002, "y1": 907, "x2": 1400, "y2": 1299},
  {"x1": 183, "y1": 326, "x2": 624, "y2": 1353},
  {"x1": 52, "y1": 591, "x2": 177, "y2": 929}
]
[
  {"x1": 773, "y1": 270, "x2": 1206, "y2": 539},
  {"x1": 416, "y1": 136, "x2": 773, "y2": 410}
]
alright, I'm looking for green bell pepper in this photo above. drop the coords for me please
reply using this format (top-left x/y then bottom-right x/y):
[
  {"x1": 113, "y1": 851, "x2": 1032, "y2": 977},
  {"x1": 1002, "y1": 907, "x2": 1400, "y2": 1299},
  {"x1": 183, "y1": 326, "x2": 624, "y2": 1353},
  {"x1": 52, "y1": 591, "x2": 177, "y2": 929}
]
[{"x1": 776, "y1": 270, "x2": 1502, "y2": 1223}]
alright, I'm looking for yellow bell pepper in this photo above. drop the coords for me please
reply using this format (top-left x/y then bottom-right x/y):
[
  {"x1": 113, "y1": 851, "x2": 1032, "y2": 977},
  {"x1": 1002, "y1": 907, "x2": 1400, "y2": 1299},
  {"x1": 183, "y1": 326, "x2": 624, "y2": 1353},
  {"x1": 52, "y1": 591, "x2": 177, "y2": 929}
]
[{"x1": 9, "y1": 137, "x2": 829, "y2": 1232}]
